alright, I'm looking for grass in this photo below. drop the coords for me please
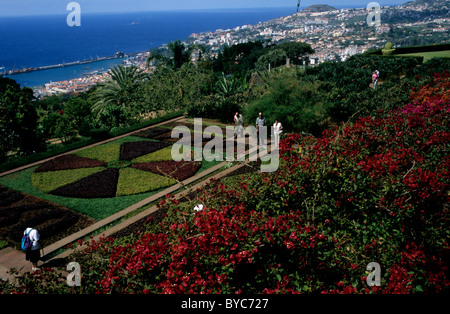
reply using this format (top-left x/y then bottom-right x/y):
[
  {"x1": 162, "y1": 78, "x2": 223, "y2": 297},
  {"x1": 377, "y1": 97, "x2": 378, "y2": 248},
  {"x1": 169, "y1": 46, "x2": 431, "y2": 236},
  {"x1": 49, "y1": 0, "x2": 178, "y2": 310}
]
[
  {"x1": 116, "y1": 168, "x2": 176, "y2": 197},
  {"x1": 396, "y1": 50, "x2": 450, "y2": 62},
  {"x1": 72, "y1": 142, "x2": 121, "y2": 163},
  {"x1": 31, "y1": 167, "x2": 105, "y2": 193},
  {"x1": 0, "y1": 166, "x2": 163, "y2": 220},
  {"x1": 132, "y1": 145, "x2": 176, "y2": 163}
]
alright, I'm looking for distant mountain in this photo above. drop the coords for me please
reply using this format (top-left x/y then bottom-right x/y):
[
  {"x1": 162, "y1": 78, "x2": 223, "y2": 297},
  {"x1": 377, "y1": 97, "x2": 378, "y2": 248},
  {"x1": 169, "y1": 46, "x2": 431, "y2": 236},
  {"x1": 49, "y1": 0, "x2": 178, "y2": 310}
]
[
  {"x1": 404, "y1": 0, "x2": 445, "y2": 4},
  {"x1": 302, "y1": 4, "x2": 337, "y2": 12}
]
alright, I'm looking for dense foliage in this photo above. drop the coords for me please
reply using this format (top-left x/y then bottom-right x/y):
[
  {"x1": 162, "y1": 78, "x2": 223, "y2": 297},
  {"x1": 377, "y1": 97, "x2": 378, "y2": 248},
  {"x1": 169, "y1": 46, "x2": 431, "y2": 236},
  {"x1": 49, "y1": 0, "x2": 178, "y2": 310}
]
[
  {"x1": 0, "y1": 77, "x2": 43, "y2": 162},
  {"x1": 1, "y1": 70, "x2": 448, "y2": 294}
]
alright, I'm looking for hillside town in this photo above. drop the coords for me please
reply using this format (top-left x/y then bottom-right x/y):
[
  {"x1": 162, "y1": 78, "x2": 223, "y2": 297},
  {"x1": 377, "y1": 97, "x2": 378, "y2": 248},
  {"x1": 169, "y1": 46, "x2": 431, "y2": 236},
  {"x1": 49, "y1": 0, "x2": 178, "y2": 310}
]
[
  {"x1": 185, "y1": 0, "x2": 449, "y2": 63},
  {"x1": 33, "y1": 0, "x2": 449, "y2": 98}
]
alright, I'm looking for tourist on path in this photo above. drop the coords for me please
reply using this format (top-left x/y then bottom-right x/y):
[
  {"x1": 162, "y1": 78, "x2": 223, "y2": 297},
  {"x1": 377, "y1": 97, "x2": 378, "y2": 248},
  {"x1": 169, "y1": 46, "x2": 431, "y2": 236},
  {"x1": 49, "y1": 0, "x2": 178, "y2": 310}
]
[
  {"x1": 256, "y1": 112, "x2": 266, "y2": 147},
  {"x1": 234, "y1": 112, "x2": 244, "y2": 138},
  {"x1": 23, "y1": 227, "x2": 42, "y2": 271},
  {"x1": 273, "y1": 118, "x2": 283, "y2": 148},
  {"x1": 372, "y1": 71, "x2": 378, "y2": 89}
]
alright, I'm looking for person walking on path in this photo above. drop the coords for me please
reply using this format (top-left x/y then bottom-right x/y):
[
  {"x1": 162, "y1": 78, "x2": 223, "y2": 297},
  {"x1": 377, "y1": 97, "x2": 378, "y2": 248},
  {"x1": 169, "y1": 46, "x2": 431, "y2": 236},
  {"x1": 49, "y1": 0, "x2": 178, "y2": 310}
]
[
  {"x1": 256, "y1": 112, "x2": 266, "y2": 148},
  {"x1": 272, "y1": 118, "x2": 283, "y2": 148},
  {"x1": 23, "y1": 227, "x2": 42, "y2": 271},
  {"x1": 372, "y1": 71, "x2": 378, "y2": 89},
  {"x1": 234, "y1": 112, "x2": 244, "y2": 138}
]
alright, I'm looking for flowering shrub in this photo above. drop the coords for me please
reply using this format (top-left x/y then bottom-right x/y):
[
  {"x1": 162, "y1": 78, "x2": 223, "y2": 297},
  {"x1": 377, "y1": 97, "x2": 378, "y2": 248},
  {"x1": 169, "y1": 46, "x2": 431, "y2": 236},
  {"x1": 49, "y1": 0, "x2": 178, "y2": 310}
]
[{"x1": 2, "y1": 73, "x2": 449, "y2": 294}]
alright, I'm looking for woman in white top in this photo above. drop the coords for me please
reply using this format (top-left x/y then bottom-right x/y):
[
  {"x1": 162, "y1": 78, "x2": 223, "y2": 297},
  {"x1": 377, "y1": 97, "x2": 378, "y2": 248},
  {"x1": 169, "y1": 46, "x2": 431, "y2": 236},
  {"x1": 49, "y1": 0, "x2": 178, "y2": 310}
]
[
  {"x1": 24, "y1": 227, "x2": 41, "y2": 271},
  {"x1": 273, "y1": 118, "x2": 283, "y2": 148}
]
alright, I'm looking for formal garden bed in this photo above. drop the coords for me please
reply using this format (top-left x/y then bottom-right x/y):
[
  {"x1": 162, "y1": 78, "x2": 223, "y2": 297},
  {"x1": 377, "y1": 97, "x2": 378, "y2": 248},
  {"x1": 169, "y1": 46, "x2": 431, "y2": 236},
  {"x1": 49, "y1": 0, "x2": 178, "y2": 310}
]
[
  {"x1": 0, "y1": 185, "x2": 95, "y2": 249},
  {"x1": 30, "y1": 139, "x2": 190, "y2": 199},
  {"x1": 109, "y1": 160, "x2": 262, "y2": 240},
  {"x1": 0, "y1": 120, "x2": 232, "y2": 249}
]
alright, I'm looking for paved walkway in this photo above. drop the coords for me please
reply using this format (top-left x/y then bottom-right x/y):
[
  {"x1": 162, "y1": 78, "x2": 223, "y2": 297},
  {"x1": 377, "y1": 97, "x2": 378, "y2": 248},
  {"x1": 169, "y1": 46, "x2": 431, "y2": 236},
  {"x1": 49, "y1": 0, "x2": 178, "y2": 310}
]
[{"x1": 0, "y1": 116, "x2": 274, "y2": 284}]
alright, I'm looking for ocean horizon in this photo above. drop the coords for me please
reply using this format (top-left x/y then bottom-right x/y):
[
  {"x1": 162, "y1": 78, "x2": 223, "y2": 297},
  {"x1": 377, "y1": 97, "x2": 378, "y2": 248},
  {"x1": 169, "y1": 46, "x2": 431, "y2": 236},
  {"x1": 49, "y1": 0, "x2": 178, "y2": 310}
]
[{"x1": 1, "y1": 5, "x2": 402, "y2": 88}]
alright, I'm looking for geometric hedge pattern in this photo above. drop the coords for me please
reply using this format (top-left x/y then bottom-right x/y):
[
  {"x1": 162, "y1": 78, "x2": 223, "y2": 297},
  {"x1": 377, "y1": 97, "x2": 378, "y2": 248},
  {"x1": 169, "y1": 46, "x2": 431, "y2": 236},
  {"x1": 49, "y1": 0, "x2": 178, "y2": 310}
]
[{"x1": 32, "y1": 140, "x2": 202, "y2": 199}]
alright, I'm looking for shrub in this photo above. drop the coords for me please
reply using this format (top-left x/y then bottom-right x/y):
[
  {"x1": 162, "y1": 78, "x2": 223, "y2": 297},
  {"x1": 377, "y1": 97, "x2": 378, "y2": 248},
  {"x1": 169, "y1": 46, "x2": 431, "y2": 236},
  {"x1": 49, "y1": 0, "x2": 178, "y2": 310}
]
[
  {"x1": 3, "y1": 72, "x2": 448, "y2": 295},
  {"x1": 245, "y1": 72, "x2": 331, "y2": 136},
  {"x1": 73, "y1": 77, "x2": 447, "y2": 294},
  {"x1": 88, "y1": 128, "x2": 111, "y2": 140},
  {"x1": 382, "y1": 42, "x2": 395, "y2": 55}
]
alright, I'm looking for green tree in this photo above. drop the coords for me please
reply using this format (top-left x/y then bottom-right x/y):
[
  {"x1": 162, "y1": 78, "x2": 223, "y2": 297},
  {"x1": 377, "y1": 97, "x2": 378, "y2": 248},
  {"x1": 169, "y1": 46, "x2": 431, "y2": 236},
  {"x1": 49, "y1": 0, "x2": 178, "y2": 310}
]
[
  {"x1": 277, "y1": 41, "x2": 315, "y2": 65},
  {"x1": 140, "y1": 62, "x2": 215, "y2": 114},
  {"x1": 147, "y1": 40, "x2": 197, "y2": 70},
  {"x1": 63, "y1": 97, "x2": 93, "y2": 136},
  {"x1": 244, "y1": 68, "x2": 330, "y2": 136},
  {"x1": 255, "y1": 48, "x2": 288, "y2": 71},
  {"x1": 91, "y1": 64, "x2": 147, "y2": 122},
  {"x1": 0, "y1": 77, "x2": 42, "y2": 161},
  {"x1": 212, "y1": 41, "x2": 266, "y2": 75}
]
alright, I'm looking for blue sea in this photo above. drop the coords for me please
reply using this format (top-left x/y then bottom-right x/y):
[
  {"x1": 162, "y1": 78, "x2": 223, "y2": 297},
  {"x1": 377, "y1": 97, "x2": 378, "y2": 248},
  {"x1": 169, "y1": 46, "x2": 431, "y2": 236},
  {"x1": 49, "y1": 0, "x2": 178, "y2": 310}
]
[{"x1": 0, "y1": 5, "x2": 400, "y2": 87}]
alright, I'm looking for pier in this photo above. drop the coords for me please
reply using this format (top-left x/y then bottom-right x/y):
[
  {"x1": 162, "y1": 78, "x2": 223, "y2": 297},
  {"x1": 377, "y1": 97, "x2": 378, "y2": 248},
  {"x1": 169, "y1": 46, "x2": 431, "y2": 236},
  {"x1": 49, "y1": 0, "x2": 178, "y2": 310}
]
[{"x1": 3, "y1": 51, "x2": 132, "y2": 76}]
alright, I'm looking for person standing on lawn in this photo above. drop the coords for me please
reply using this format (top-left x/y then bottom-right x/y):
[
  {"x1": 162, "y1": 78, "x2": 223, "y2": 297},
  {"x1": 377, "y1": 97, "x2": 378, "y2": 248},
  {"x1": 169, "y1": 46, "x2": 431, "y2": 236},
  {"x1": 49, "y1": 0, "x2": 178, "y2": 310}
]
[{"x1": 24, "y1": 227, "x2": 42, "y2": 271}]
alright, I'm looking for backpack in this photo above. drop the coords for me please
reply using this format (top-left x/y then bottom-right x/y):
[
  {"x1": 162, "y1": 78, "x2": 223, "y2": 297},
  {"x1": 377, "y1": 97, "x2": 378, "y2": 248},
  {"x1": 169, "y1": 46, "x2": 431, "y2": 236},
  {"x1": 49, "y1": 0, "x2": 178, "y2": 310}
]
[{"x1": 21, "y1": 229, "x2": 33, "y2": 251}]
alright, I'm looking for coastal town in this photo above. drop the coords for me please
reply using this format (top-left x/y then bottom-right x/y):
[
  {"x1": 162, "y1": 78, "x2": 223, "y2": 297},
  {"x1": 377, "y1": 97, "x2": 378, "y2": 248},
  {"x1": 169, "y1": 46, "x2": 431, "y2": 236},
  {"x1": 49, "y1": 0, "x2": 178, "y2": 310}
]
[
  {"x1": 32, "y1": 52, "x2": 151, "y2": 99},
  {"x1": 185, "y1": 1, "x2": 449, "y2": 63},
  {"x1": 27, "y1": 0, "x2": 449, "y2": 98}
]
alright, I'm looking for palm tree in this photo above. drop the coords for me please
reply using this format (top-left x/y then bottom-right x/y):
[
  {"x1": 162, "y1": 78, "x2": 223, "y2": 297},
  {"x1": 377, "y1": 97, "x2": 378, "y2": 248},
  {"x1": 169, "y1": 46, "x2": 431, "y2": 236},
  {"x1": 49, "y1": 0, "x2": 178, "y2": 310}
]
[
  {"x1": 146, "y1": 40, "x2": 201, "y2": 70},
  {"x1": 91, "y1": 64, "x2": 147, "y2": 117}
]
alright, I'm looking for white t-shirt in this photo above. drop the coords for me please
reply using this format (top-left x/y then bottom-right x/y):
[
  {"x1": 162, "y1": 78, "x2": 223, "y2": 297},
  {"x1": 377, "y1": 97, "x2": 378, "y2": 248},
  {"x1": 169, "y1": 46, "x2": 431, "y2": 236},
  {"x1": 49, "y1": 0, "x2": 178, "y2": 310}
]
[
  {"x1": 273, "y1": 122, "x2": 282, "y2": 134},
  {"x1": 24, "y1": 228, "x2": 40, "y2": 250}
]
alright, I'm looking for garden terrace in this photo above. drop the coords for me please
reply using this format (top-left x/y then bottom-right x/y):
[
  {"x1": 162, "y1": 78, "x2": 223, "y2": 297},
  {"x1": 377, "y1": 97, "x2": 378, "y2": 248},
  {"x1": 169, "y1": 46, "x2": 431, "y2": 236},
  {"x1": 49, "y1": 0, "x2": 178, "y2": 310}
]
[
  {"x1": 0, "y1": 116, "x2": 266, "y2": 264},
  {"x1": 0, "y1": 185, "x2": 95, "y2": 249},
  {"x1": 7, "y1": 74, "x2": 445, "y2": 295}
]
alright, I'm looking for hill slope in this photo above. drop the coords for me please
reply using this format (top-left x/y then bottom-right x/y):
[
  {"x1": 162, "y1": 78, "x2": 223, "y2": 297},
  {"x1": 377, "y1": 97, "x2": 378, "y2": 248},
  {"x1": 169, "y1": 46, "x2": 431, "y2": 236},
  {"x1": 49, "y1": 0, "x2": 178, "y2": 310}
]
[{"x1": 302, "y1": 4, "x2": 337, "y2": 12}]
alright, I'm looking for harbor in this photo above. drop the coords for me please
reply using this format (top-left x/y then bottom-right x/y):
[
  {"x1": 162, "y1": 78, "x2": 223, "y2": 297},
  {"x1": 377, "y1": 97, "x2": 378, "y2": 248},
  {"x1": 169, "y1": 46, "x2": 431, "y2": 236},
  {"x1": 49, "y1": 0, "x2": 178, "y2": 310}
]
[
  {"x1": 28, "y1": 51, "x2": 151, "y2": 98},
  {"x1": 2, "y1": 51, "x2": 149, "y2": 93},
  {"x1": 1, "y1": 51, "x2": 127, "y2": 76}
]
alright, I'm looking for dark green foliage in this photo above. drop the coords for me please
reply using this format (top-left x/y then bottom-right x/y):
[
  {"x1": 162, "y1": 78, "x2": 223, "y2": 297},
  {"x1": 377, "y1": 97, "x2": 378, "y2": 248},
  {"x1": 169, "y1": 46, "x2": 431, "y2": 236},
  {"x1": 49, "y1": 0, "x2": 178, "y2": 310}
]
[
  {"x1": 276, "y1": 41, "x2": 315, "y2": 65},
  {"x1": 0, "y1": 77, "x2": 43, "y2": 162},
  {"x1": 244, "y1": 70, "x2": 331, "y2": 136},
  {"x1": 299, "y1": 54, "x2": 435, "y2": 122}
]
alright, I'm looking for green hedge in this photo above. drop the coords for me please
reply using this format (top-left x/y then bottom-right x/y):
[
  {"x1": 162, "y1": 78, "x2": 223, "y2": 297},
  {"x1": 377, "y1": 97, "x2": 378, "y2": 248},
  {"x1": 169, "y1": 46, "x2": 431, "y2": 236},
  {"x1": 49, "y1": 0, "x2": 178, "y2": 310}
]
[
  {"x1": 393, "y1": 43, "x2": 450, "y2": 55},
  {"x1": 364, "y1": 43, "x2": 450, "y2": 57}
]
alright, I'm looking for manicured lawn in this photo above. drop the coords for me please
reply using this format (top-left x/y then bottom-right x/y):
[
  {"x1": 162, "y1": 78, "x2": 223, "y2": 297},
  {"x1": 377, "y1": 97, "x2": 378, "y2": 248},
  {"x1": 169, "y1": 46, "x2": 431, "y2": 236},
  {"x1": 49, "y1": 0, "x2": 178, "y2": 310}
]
[{"x1": 0, "y1": 166, "x2": 164, "y2": 220}]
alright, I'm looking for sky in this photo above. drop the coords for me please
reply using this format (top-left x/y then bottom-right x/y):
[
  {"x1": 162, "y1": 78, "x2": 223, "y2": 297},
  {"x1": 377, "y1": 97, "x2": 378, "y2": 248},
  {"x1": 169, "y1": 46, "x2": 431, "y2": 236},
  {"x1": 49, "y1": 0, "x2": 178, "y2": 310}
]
[{"x1": 0, "y1": 0, "x2": 411, "y2": 17}]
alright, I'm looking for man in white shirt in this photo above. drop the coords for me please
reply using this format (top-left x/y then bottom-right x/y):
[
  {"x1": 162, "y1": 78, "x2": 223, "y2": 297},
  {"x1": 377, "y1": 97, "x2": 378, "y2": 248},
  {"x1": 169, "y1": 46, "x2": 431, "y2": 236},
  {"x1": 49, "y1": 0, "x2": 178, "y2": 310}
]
[{"x1": 24, "y1": 227, "x2": 41, "y2": 271}]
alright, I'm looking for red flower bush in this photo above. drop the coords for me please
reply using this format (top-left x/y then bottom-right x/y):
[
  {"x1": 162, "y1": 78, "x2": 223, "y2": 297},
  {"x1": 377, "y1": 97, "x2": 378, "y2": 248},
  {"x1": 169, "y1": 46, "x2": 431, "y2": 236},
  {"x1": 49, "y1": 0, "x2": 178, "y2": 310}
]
[{"x1": 77, "y1": 82, "x2": 448, "y2": 294}]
